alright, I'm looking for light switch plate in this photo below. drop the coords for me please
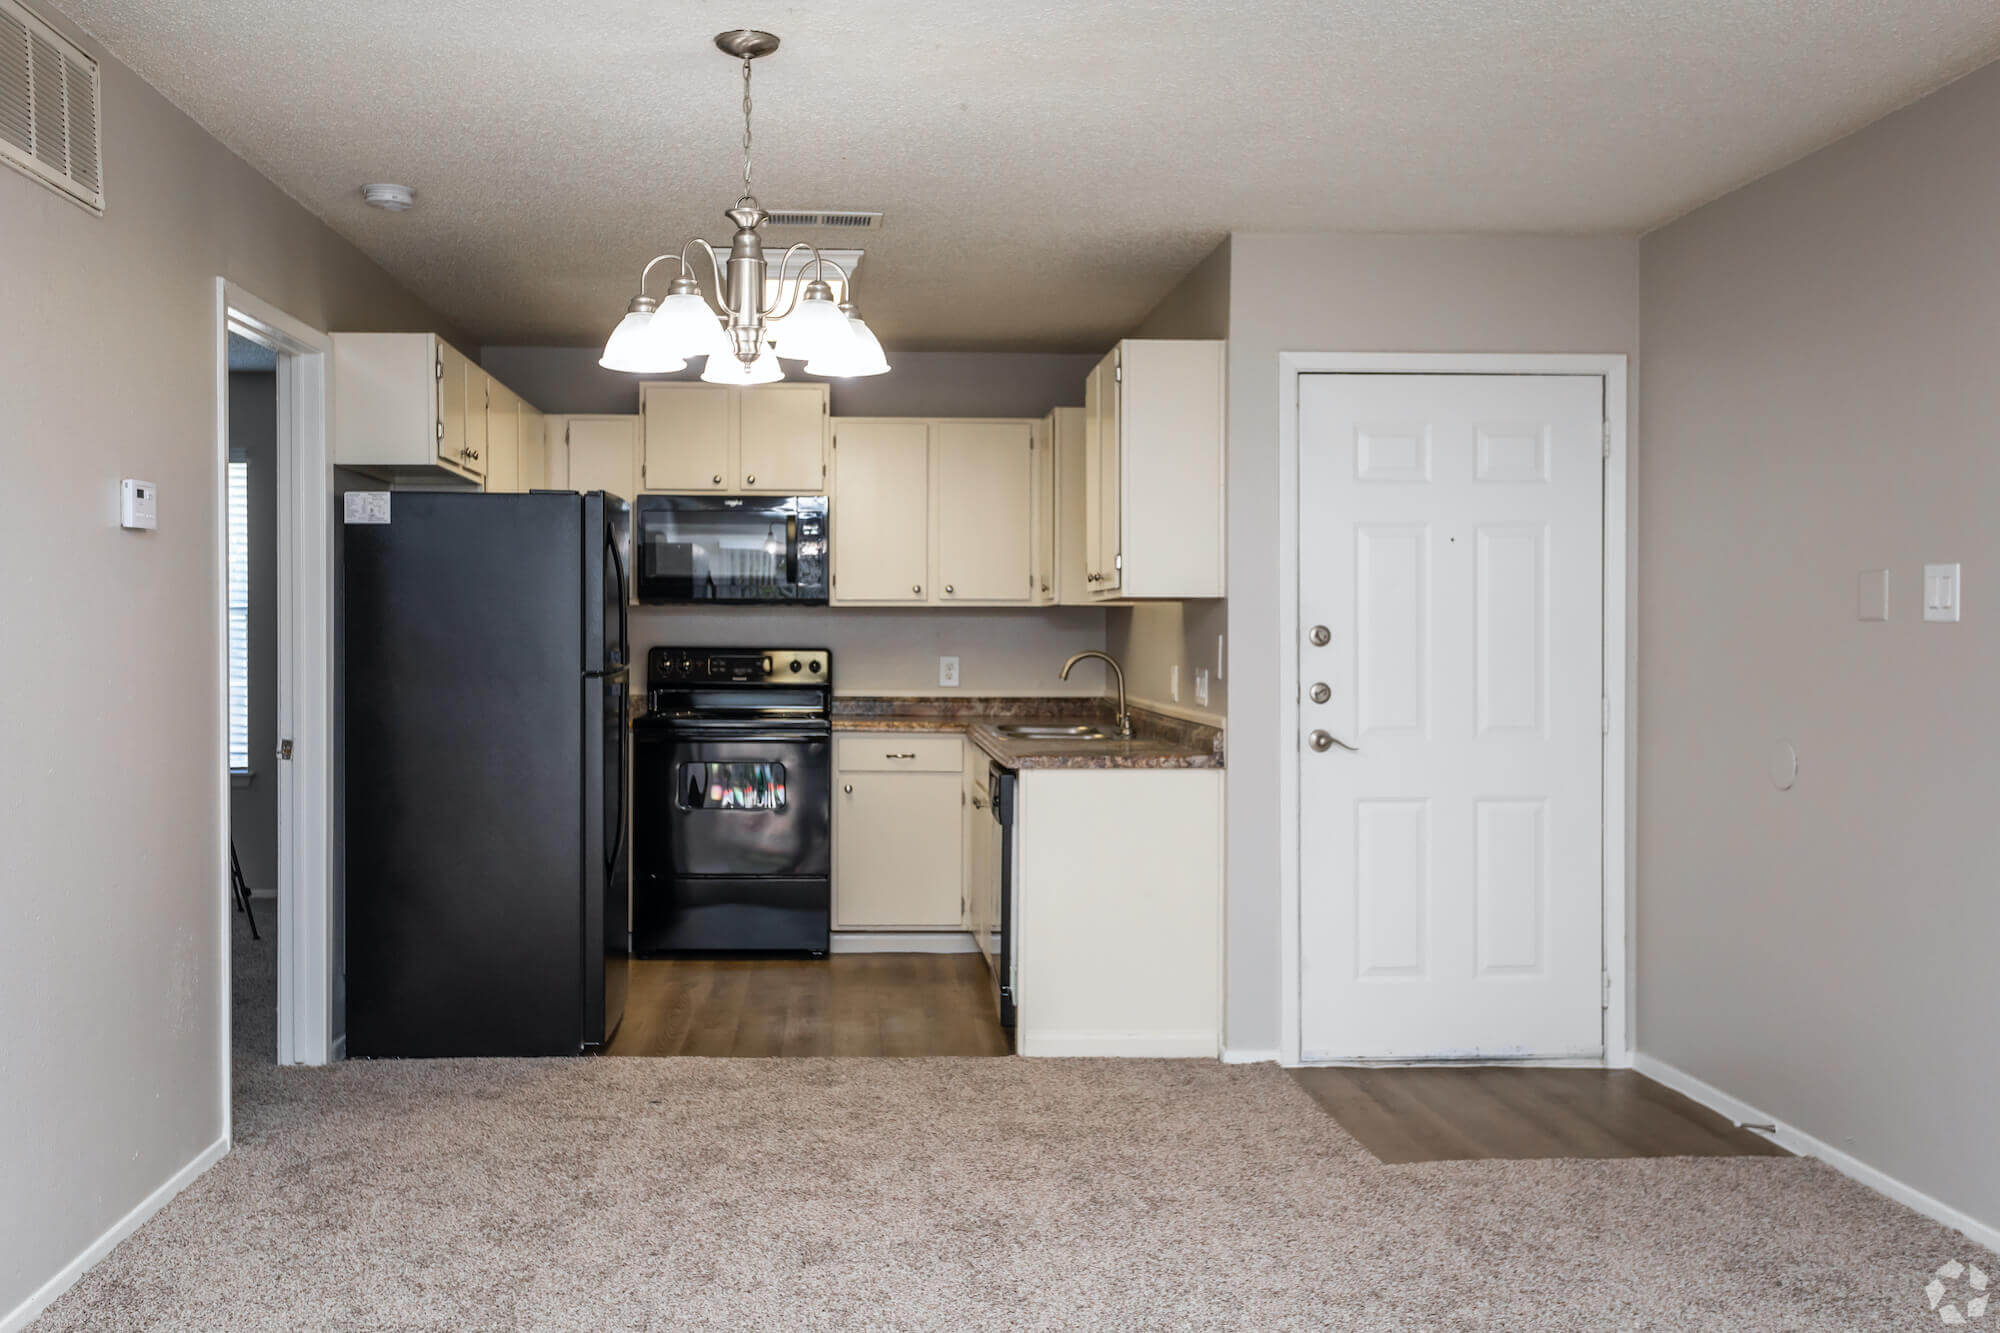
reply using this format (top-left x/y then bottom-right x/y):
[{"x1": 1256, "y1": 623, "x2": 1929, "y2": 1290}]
[
  {"x1": 939, "y1": 655, "x2": 960, "y2": 687},
  {"x1": 120, "y1": 479, "x2": 157, "y2": 530},
  {"x1": 1857, "y1": 569, "x2": 1889, "y2": 622},
  {"x1": 1924, "y1": 564, "x2": 1962, "y2": 622}
]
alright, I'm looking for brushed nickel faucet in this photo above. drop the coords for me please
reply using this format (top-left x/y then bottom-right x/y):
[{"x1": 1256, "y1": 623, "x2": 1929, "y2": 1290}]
[{"x1": 1061, "y1": 651, "x2": 1130, "y2": 738}]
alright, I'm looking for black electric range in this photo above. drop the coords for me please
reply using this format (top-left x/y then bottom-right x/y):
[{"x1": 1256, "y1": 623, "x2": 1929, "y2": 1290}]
[{"x1": 631, "y1": 647, "x2": 832, "y2": 956}]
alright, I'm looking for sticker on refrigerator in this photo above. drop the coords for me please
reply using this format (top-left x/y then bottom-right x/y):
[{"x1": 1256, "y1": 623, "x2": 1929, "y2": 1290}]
[{"x1": 344, "y1": 492, "x2": 391, "y2": 524}]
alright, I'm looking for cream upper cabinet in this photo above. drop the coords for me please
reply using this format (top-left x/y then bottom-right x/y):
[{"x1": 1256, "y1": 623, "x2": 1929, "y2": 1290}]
[
  {"x1": 483, "y1": 379, "x2": 520, "y2": 492},
  {"x1": 830, "y1": 420, "x2": 931, "y2": 602},
  {"x1": 830, "y1": 417, "x2": 1045, "y2": 607},
  {"x1": 639, "y1": 382, "x2": 732, "y2": 491},
  {"x1": 1083, "y1": 339, "x2": 1226, "y2": 600},
  {"x1": 935, "y1": 421, "x2": 1034, "y2": 604},
  {"x1": 332, "y1": 333, "x2": 540, "y2": 487},
  {"x1": 639, "y1": 381, "x2": 828, "y2": 494},
  {"x1": 563, "y1": 415, "x2": 642, "y2": 502},
  {"x1": 834, "y1": 733, "x2": 966, "y2": 930},
  {"x1": 1047, "y1": 406, "x2": 1088, "y2": 605},
  {"x1": 739, "y1": 384, "x2": 830, "y2": 492},
  {"x1": 517, "y1": 401, "x2": 548, "y2": 491}
]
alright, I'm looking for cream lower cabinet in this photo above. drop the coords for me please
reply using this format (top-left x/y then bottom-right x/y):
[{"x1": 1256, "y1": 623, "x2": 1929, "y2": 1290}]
[
  {"x1": 833, "y1": 734, "x2": 967, "y2": 929},
  {"x1": 1082, "y1": 339, "x2": 1226, "y2": 600},
  {"x1": 831, "y1": 417, "x2": 1042, "y2": 606}
]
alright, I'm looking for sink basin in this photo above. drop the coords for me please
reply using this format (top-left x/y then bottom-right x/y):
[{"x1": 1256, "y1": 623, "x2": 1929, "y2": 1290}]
[{"x1": 994, "y1": 723, "x2": 1116, "y2": 742}]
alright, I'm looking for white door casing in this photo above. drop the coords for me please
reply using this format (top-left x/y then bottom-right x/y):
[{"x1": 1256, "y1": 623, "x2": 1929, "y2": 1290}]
[{"x1": 1297, "y1": 373, "x2": 1606, "y2": 1061}]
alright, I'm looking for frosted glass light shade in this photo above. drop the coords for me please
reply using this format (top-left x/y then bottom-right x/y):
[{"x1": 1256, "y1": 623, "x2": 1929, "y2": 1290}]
[
  {"x1": 650, "y1": 290, "x2": 731, "y2": 362},
  {"x1": 773, "y1": 292, "x2": 857, "y2": 364},
  {"x1": 599, "y1": 308, "x2": 684, "y2": 373},
  {"x1": 806, "y1": 314, "x2": 889, "y2": 377},
  {"x1": 700, "y1": 348, "x2": 785, "y2": 385}
]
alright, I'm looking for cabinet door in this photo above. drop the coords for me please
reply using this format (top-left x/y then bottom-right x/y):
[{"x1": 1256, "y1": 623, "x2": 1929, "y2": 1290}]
[
  {"x1": 935, "y1": 421, "x2": 1033, "y2": 603},
  {"x1": 1089, "y1": 349, "x2": 1121, "y2": 593},
  {"x1": 1051, "y1": 407, "x2": 1091, "y2": 604},
  {"x1": 461, "y1": 363, "x2": 490, "y2": 480},
  {"x1": 484, "y1": 381, "x2": 520, "y2": 492},
  {"x1": 835, "y1": 770, "x2": 965, "y2": 928},
  {"x1": 640, "y1": 382, "x2": 733, "y2": 491},
  {"x1": 566, "y1": 417, "x2": 640, "y2": 502},
  {"x1": 436, "y1": 340, "x2": 470, "y2": 470},
  {"x1": 831, "y1": 421, "x2": 931, "y2": 602},
  {"x1": 1032, "y1": 416, "x2": 1056, "y2": 603},
  {"x1": 518, "y1": 404, "x2": 547, "y2": 491},
  {"x1": 739, "y1": 383, "x2": 828, "y2": 493}
]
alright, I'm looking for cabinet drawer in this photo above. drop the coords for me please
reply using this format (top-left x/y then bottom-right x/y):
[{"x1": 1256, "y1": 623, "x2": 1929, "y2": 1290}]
[{"x1": 836, "y1": 734, "x2": 964, "y2": 773}]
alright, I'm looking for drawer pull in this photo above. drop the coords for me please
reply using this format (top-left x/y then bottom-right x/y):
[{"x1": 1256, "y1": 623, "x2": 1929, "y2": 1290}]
[{"x1": 885, "y1": 752, "x2": 916, "y2": 760}]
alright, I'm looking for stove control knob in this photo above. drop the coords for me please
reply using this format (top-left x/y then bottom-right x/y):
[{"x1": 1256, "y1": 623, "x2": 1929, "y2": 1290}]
[
  {"x1": 809, "y1": 660, "x2": 822, "y2": 673},
  {"x1": 789, "y1": 659, "x2": 802, "y2": 673}
]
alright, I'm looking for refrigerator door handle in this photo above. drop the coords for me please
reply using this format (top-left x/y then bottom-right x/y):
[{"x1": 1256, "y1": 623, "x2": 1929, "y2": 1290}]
[{"x1": 607, "y1": 518, "x2": 629, "y2": 668}]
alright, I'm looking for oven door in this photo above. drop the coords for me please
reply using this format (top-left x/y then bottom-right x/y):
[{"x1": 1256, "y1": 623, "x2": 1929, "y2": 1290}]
[
  {"x1": 663, "y1": 726, "x2": 831, "y2": 877},
  {"x1": 633, "y1": 495, "x2": 828, "y2": 604}
]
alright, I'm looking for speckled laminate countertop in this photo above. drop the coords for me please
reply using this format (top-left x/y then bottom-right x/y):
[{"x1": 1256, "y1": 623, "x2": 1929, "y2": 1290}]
[{"x1": 830, "y1": 697, "x2": 1223, "y2": 770}]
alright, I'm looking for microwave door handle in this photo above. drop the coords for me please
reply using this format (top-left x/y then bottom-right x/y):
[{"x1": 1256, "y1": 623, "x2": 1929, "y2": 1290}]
[{"x1": 785, "y1": 514, "x2": 800, "y2": 588}]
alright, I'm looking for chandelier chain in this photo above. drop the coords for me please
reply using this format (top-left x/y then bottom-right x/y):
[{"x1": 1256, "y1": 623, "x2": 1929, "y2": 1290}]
[{"x1": 740, "y1": 55, "x2": 754, "y2": 202}]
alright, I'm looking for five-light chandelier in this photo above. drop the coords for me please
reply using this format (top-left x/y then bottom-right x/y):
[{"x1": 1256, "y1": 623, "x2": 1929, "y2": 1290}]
[{"x1": 599, "y1": 29, "x2": 888, "y2": 383}]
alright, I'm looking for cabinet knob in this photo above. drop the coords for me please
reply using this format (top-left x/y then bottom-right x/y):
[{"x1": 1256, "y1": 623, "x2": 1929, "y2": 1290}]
[
  {"x1": 745, "y1": 474, "x2": 756, "y2": 485},
  {"x1": 945, "y1": 585, "x2": 954, "y2": 595},
  {"x1": 713, "y1": 474, "x2": 723, "y2": 485},
  {"x1": 842, "y1": 783, "x2": 853, "y2": 795},
  {"x1": 913, "y1": 584, "x2": 922, "y2": 595}
]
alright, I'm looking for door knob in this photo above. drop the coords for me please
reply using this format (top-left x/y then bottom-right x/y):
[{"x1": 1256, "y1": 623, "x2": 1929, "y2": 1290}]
[
  {"x1": 1308, "y1": 729, "x2": 1358, "y2": 753},
  {"x1": 1309, "y1": 625, "x2": 1331, "y2": 646},
  {"x1": 1309, "y1": 682, "x2": 1331, "y2": 704}
]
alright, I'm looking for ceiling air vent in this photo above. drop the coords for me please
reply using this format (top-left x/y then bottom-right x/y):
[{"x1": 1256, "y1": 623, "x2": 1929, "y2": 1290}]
[
  {"x1": 0, "y1": 0, "x2": 103, "y2": 214},
  {"x1": 763, "y1": 209, "x2": 882, "y2": 231}
]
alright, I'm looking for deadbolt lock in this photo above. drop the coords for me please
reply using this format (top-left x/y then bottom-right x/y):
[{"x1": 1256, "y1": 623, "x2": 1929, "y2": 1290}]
[
  {"x1": 1309, "y1": 682, "x2": 1331, "y2": 705},
  {"x1": 1309, "y1": 625, "x2": 1331, "y2": 646}
]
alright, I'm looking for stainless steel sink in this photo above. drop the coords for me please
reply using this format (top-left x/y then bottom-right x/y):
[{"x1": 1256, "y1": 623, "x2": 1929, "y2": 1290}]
[{"x1": 994, "y1": 722, "x2": 1116, "y2": 742}]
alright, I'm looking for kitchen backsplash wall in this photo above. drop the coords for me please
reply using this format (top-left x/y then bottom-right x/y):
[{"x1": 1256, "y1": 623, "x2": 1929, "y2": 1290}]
[{"x1": 631, "y1": 605, "x2": 1111, "y2": 698}]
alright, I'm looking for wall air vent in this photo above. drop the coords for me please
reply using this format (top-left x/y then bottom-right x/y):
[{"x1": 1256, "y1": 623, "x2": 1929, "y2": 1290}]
[
  {"x1": 762, "y1": 209, "x2": 883, "y2": 231},
  {"x1": 0, "y1": 0, "x2": 103, "y2": 214}
]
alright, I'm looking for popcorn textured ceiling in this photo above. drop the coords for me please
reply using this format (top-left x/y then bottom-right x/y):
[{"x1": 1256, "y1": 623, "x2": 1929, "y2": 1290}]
[{"x1": 43, "y1": 0, "x2": 2000, "y2": 349}]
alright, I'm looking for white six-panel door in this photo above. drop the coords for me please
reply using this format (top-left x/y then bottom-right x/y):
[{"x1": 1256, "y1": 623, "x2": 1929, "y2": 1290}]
[{"x1": 1298, "y1": 374, "x2": 1605, "y2": 1060}]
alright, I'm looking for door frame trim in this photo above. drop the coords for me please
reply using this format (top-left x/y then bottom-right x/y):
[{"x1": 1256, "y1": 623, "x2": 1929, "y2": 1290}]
[
  {"x1": 1275, "y1": 352, "x2": 1631, "y2": 1068},
  {"x1": 217, "y1": 279, "x2": 336, "y2": 1070}
]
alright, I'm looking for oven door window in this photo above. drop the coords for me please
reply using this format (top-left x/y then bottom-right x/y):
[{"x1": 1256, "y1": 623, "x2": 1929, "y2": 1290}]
[{"x1": 681, "y1": 761, "x2": 788, "y2": 812}]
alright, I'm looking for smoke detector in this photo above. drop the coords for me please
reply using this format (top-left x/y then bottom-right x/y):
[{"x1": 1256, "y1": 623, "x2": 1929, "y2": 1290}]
[{"x1": 361, "y1": 183, "x2": 415, "y2": 211}]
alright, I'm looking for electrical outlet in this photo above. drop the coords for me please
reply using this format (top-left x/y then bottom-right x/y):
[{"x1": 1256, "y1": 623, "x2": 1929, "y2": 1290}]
[
  {"x1": 1194, "y1": 668, "x2": 1210, "y2": 707},
  {"x1": 939, "y1": 655, "x2": 960, "y2": 687},
  {"x1": 1170, "y1": 665, "x2": 1180, "y2": 702}
]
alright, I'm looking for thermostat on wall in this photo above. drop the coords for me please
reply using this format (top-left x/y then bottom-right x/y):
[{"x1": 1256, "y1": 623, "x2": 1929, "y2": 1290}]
[{"x1": 120, "y1": 479, "x2": 158, "y2": 531}]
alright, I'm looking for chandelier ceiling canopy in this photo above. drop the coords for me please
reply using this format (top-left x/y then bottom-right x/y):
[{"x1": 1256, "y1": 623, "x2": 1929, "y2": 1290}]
[{"x1": 600, "y1": 30, "x2": 889, "y2": 382}]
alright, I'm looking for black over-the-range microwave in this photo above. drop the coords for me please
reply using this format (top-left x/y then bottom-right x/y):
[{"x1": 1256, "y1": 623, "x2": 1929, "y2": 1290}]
[{"x1": 631, "y1": 495, "x2": 829, "y2": 605}]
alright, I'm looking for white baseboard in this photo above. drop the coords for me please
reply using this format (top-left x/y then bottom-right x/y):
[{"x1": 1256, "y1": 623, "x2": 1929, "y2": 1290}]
[
  {"x1": 829, "y1": 931, "x2": 978, "y2": 954},
  {"x1": 1, "y1": 1133, "x2": 229, "y2": 1333},
  {"x1": 1633, "y1": 1053, "x2": 2000, "y2": 1255},
  {"x1": 1018, "y1": 1030, "x2": 1218, "y2": 1058},
  {"x1": 1222, "y1": 1047, "x2": 1281, "y2": 1064}
]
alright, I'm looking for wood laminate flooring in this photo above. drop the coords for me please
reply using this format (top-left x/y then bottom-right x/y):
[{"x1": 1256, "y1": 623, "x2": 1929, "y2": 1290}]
[
  {"x1": 1291, "y1": 1066, "x2": 1791, "y2": 1163},
  {"x1": 603, "y1": 953, "x2": 1011, "y2": 1057}
]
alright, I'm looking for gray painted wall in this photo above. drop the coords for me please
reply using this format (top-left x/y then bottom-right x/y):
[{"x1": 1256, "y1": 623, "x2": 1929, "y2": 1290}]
[
  {"x1": 480, "y1": 347, "x2": 1098, "y2": 419},
  {"x1": 227, "y1": 372, "x2": 278, "y2": 901},
  {"x1": 1222, "y1": 233, "x2": 1642, "y2": 1053},
  {"x1": 1638, "y1": 58, "x2": 2000, "y2": 1231},
  {"x1": 0, "y1": 15, "x2": 457, "y2": 1317}
]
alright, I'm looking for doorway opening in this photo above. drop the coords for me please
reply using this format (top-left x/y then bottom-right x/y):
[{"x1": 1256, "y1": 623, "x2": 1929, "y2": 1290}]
[{"x1": 216, "y1": 281, "x2": 336, "y2": 1088}]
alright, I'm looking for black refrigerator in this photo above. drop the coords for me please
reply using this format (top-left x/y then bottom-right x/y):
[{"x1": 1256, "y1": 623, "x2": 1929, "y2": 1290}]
[{"x1": 341, "y1": 490, "x2": 630, "y2": 1056}]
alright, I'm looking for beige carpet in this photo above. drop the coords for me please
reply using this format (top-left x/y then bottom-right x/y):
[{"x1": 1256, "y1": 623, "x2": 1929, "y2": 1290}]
[{"x1": 34, "y1": 923, "x2": 1992, "y2": 1330}]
